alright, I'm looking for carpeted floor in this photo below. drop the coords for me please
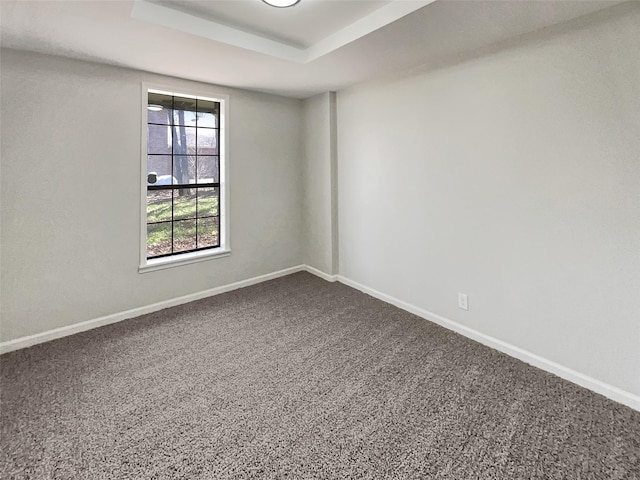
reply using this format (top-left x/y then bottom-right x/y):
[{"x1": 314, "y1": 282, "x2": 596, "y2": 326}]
[{"x1": 1, "y1": 272, "x2": 639, "y2": 479}]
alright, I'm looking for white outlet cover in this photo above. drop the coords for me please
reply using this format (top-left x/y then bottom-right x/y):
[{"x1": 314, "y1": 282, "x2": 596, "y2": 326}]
[{"x1": 458, "y1": 293, "x2": 469, "y2": 311}]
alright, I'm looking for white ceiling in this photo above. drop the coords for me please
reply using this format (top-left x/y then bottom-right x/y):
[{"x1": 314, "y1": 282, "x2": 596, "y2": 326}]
[
  {"x1": 0, "y1": 0, "x2": 626, "y2": 99},
  {"x1": 132, "y1": 0, "x2": 432, "y2": 62},
  {"x1": 152, "y1": 0, "x2": 394, "y2": 48}
]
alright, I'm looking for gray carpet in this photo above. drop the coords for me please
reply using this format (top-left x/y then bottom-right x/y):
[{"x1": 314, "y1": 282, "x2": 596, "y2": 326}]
[{"x1": 1, "y1": 272, "x2": 639, "y2": 479}]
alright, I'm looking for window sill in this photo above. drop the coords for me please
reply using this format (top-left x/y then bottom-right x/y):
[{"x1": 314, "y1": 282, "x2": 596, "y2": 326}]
[{"x1": 139, "y1": 248, "x2": 231, "y2": 273}]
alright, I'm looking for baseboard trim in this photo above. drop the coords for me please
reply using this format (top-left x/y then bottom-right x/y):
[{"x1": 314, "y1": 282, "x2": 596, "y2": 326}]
[
  {"x1": 337, "y1": 275, "x2": 640, "y2": 412},
  {"x1": 0, "y1": 265, "x2": 307, "y2": 355},
  {"x1": 3, "y1": 267, "x2": 636, "y2": 411},
  {"x1": 303, "y1": 265, "x2": 338, "y2": 282}
]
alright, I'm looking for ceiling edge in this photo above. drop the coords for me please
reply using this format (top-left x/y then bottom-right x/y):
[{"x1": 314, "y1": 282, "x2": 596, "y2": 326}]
[
  {"x1": 131, "y1": 0, "x2": 435, "y2": 64},
  {"x1": 305, "y1": 0, "x2": 435, "y2": 63}
]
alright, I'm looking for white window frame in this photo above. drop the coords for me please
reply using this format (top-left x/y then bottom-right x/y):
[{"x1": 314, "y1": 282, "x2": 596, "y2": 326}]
[{"x1": 139, "y1": 83, "x2": 230, "y2": 273}]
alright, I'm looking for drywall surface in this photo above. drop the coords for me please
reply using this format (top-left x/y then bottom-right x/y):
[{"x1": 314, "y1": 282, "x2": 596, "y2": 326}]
[
  {"x1": 0, "y1": 49, "x2": 303, "y2": 342},
  {"x1": 337, "y1": 6, "x2": 640, "y2": 397},
  {"x1": 302, "y1": 92, "x2": 337, "y2": 275}
]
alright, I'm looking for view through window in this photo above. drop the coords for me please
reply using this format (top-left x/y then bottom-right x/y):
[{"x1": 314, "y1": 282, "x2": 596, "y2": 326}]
[{"x1": 146, "y1": 90, "x2": 221, "y2": 259}]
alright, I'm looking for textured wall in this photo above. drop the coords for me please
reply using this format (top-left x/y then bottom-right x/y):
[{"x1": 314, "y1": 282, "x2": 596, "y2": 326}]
[
  {"x1": 337, "y1": 6, "x2": 640, "y2": 397},
  {"x1": 0, "y1": 49, "x2": 304, "y2": 341}
]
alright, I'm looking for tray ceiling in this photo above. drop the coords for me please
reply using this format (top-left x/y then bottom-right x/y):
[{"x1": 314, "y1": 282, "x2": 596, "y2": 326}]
[{"x1": 0, "y1": 0, "x2": 630, "y2": 98}]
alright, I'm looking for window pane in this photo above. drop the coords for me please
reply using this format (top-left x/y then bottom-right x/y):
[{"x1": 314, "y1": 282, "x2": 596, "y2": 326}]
[
  {"x1": 197, "y1": 100, "x2": 218, "y2": 128},
  {"x1": 197, "y1": 188, "x2": 219, "y2": 217},
  {"x1": 147, "y1": 155, "x2": 172, "y2": 185},
  {"x1": 173, "y1": 190, "x2": 196, "y2": 221},
  {"x1": 197, "y1": 216, "x2": 219, "y2": 248},
  {"x1": 197, "y1": 129, "x2": 217, "y2": 155},
  {"x1": 147, "y1": 108, "x2": 172, "y2": 125},
  {"x1": 147, "y1": 222, "x2": 172, "y2": 258},
  {"x1": 173, "y1": 97, "x2": 197, "y2": 126},
  {"x1": 172, "y1": 110, "x2": 197, "y2": 126},
  {"x1": 148, "y1": 125, "x2": 171, "y2": 154},
  {"x1": 172, "y1": 126, "x2": 196, "y2": 153},
  {"x1": 173, "y1": 219, "x2": 196, "y2": 253},
  {"x1": 172, "y1": 156, "x2": 193, "y2": 185},
  {"x1": 196, "y1": 156, "x2": 219, "y2": 183},
  {"x1": 147, "y1": 93, "x2": 173, "y2": 125},
  {"x1": 147, "y1": 190, "x2": 172, "y2": 223},
  {"x1": 148, "y1": 92, "x2": 173, "y2": 109}
]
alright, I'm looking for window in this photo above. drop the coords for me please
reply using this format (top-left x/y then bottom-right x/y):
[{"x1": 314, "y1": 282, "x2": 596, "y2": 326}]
[{"x1": 140, "y1": 86, "x2": 229, "y2": 271}]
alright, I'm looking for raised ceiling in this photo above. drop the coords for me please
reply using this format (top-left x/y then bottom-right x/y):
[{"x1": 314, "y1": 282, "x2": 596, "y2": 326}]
[
  {"x1": 0, "y1": 0, "x2": 628, "y2": 98},
  {"x1": 133, "y1": 0, "x2": 431, "y2": 63},
  {"x1": 152, "y1": 0, "x2": 394, "y2": 48}
]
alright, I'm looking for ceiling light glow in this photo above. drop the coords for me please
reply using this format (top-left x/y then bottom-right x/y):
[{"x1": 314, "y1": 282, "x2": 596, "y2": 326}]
[
  {"x1": 147, "y1": 104, "x2": 163, "y2": 111},
  {"x1": 262, "y1": 0, "x2": 300, "y2": 8}
]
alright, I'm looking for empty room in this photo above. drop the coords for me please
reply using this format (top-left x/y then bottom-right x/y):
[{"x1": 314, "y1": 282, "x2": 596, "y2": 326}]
[{"x1": 1, "y1": 0, "x2": 639, "y2": 478}]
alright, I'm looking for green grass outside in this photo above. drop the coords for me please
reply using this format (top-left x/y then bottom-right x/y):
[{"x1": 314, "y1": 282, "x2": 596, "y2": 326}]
[{"x1": 147, "y1": 190, "x2": 219, "y2": 253}]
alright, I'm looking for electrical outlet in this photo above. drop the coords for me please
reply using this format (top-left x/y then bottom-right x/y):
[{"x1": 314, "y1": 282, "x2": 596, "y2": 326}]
[{"x1": 458, "y1": 293, "x2": 469, "y2": 311}]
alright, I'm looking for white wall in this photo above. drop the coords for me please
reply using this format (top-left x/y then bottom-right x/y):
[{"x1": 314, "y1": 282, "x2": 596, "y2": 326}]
[
  {"x1": 302, "y1": 92, "x2": 338, "y2": 275},
  {"x1": 337, "y1": 6, "x2": 640, "y2": 397},
  {"x1": 0, "y1": 49, "x2": 303, "y2": 342}
]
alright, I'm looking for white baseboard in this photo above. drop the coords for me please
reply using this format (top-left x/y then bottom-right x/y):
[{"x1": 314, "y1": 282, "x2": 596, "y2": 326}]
[
  {"x1": 303, "y1": 265, "x2": 338, "y2": 282},
  {"x1": 337, "y1": 275, "x2": 640, "y2": 412},
  {"x1": 0, "y1": 265, "x2": 307, "y2": 355},
  {"x1": 3, "y1": 266, "x2": 637, "y2": 412}
]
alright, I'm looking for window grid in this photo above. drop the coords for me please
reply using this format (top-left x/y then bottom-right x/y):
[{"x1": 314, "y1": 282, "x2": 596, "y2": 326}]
[{"x1": 146, "y1": 93, "x2": 221, "y2": 259}]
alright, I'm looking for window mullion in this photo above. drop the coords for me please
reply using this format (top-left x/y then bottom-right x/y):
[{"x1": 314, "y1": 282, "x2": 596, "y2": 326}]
[
  {"x1": 195, "y1": 99, "x2": 199, "y2": 248},
  {"x1": 171, "y1": 95, "x2": 176, "y2": 255}
]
